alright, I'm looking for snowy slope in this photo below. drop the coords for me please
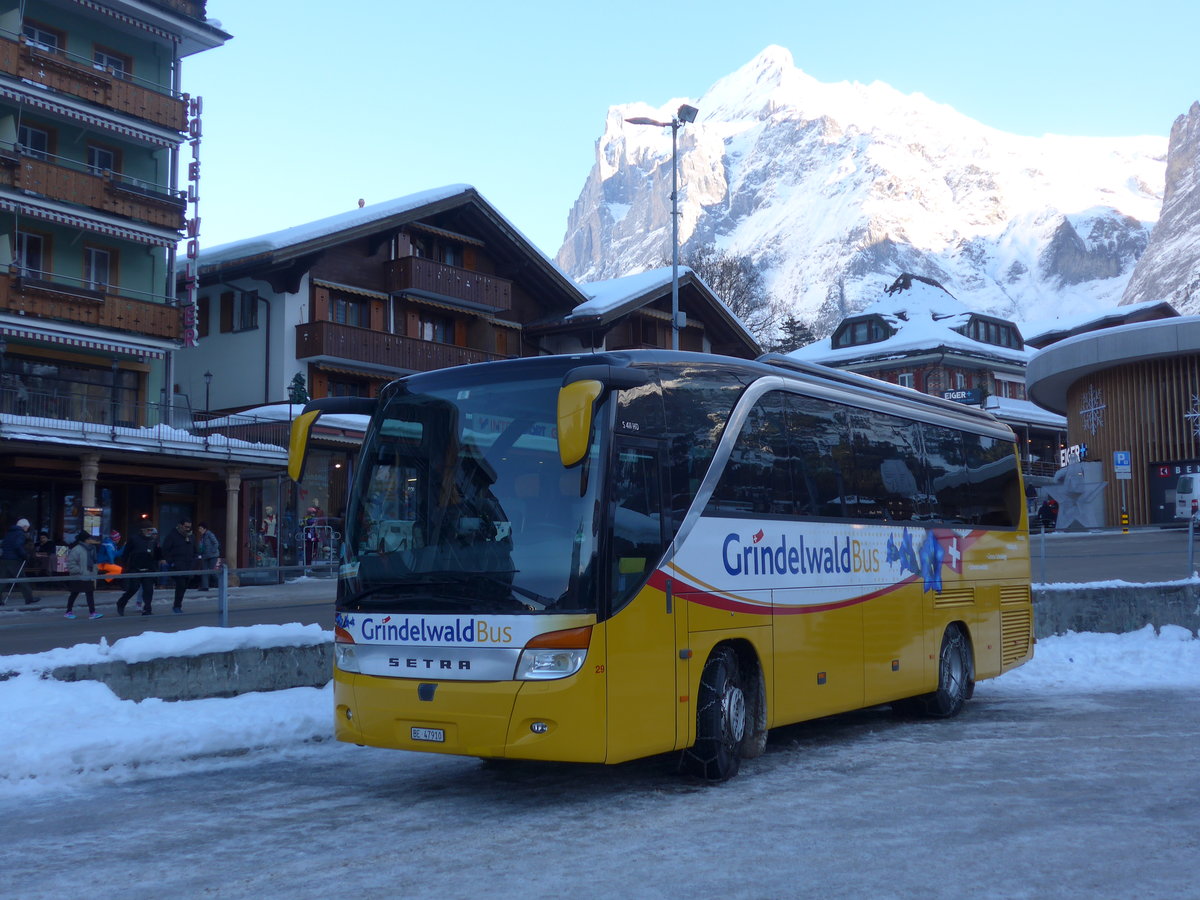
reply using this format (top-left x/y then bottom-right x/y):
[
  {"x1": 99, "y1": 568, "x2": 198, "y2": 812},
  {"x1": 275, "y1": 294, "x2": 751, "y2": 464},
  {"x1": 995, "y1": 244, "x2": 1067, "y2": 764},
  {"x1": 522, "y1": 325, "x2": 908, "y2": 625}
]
[{"x1": 557, "y1": 46, "x2": 1166, "y2": 337}]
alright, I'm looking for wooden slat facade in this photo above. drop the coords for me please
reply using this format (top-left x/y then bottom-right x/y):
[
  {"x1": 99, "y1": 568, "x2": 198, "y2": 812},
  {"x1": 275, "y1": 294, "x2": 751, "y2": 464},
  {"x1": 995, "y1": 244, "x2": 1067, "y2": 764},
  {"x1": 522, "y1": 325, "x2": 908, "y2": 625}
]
[
  {"x1": 0, "y1": 157, "x2": 185, "y2": 230},
  {"x1": 384, "y1": 256, "x2": 511, "y2": 312},
  {"x1": 296, "y1": 320, "x2": 508, "y2": 373},
  {"x1": 1065, "y1": 355, "x2": 1200, "y2": 525},
  {"x1": 0, "y1": 36, "x2": 186, "y2": 131},
  {"x1": 0, "y1": 272, "x2": 181, "y2": 340}
]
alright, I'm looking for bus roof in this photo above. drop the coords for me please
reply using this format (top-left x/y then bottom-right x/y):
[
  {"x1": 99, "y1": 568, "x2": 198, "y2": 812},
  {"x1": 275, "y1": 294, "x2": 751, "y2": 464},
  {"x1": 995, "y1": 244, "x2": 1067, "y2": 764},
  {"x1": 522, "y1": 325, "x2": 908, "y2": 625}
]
[{"x1": 383, "y1": 350, "x2": 1016, "y2": 441}]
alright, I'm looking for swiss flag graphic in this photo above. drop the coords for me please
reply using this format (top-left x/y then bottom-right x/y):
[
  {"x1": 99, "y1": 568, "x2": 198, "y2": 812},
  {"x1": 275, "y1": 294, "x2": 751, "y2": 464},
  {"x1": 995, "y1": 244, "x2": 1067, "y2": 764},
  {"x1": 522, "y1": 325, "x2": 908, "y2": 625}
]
[{"x1": 752, "y1": 529, "x2": 765, "y2": 544}]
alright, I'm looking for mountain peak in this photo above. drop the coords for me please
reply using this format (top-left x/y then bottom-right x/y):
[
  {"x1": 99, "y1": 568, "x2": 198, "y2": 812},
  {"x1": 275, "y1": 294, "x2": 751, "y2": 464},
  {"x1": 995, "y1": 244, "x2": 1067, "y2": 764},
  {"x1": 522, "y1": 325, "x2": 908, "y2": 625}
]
[{"x1": 558, "y1": 47, "x2": 1168, "y2": 335}]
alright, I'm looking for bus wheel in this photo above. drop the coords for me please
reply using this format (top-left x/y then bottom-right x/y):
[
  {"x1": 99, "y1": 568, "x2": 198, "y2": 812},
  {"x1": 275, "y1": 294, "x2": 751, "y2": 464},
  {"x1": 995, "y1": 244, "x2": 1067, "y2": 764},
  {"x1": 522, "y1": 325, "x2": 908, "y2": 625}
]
[
  {"x1": 684, "y1": 646, "x2": 746, "y2": 781},
  {"x1": 924, "y1": 624, "x2": 974, "y2": 717}
]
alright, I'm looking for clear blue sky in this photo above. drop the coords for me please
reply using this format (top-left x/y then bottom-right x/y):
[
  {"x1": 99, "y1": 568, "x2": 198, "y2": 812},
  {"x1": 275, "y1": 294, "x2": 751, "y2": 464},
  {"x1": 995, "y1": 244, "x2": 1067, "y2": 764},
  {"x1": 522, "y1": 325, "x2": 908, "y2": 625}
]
[{"x1": 185, "y1": 0, "x2": 1199, "y2": 258}]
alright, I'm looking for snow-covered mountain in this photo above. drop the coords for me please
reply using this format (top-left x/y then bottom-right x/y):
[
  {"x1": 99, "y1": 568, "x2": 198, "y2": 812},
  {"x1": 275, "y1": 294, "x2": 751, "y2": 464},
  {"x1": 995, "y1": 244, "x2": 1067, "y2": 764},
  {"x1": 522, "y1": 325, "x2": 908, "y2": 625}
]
[
  {"x1": 1121, "y1": 101, "x2": 1200, "y2": 312},
  {"x1": 556, "y1": 46, "x2": 1167, "y2": 337}
]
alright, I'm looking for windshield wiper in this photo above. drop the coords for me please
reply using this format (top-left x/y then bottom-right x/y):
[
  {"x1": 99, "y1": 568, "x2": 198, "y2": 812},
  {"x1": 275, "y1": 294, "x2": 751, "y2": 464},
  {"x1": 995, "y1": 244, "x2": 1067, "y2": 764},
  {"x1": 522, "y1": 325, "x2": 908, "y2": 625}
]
[{"x1": 415, "y1": 569, "x2": 555, "y2": 610}]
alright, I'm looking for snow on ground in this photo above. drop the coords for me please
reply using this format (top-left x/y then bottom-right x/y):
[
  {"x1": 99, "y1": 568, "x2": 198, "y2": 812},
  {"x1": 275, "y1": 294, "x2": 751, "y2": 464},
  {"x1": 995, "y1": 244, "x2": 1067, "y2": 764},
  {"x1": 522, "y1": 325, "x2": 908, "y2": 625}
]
[{"x1": 2, "y1": 624, "x2": 1198, "y2": 798}]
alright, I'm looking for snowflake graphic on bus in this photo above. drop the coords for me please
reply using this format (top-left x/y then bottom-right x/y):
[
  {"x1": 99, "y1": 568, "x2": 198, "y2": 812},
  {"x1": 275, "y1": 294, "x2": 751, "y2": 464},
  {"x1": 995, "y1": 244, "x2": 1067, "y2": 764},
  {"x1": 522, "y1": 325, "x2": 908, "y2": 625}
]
[{"x1": 671, "y1": 519, "x2": 975, "y2": 612}]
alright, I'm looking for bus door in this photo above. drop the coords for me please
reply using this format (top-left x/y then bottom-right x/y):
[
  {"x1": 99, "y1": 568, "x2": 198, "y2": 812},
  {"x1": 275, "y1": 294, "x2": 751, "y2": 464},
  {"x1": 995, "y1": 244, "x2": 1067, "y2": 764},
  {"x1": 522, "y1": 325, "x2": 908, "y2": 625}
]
[{"x1": 603, "y1": 437, "x2": 684, "y2": 760}]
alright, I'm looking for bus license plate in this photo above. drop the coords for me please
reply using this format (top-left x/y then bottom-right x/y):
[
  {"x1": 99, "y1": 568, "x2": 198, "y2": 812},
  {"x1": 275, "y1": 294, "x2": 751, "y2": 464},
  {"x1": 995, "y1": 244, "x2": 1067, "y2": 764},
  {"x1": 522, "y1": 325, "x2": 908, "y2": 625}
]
[{"x1": 411, "y1": 727, "x2": 445, "y2": 743}]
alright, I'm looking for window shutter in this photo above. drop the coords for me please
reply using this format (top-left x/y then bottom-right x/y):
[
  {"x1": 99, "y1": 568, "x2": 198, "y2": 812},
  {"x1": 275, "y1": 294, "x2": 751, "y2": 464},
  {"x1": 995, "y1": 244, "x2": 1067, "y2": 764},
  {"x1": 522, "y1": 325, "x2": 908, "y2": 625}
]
[{"x1": 219, "y1": 291, "x2": 233, "y2": 333}]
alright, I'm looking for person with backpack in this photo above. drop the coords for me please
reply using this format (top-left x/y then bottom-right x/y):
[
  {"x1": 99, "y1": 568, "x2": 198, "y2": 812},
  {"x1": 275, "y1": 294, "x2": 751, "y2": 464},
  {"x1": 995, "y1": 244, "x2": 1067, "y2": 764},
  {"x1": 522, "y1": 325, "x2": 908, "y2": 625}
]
[{"x1": 196, "y1": 521, "x2": 221, "y2": 590}]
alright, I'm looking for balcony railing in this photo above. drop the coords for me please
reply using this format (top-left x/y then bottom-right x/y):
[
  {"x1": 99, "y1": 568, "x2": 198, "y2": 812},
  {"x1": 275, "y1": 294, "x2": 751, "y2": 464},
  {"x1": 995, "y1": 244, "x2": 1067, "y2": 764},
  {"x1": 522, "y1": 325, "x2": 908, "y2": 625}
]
[
  {"x1": 0, "y1": 35, "x2": 186, "y2": 131},
  {"x1": 0, "y1": 270, "x2": 182, "y2": 341},
  {"x1": 385, "y1": 256, "x2": 512, "y2": 313},
  {"x1": 296, "y1": 320, "x2": 509, "y2": 372},
  {"x1": 0, "y1": 148, "x2": 186, "y2": 230},
  {"x1": 0, "y1": 385, "x2": 288, "y2": 458}
]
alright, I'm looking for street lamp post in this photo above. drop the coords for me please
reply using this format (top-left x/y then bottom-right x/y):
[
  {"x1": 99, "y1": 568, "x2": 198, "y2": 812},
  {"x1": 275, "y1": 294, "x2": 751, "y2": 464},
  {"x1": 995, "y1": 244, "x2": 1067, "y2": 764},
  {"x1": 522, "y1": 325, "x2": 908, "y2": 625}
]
[
  {"x1": 624, "y1": 103, "x2": 699, "y2": 351},
  {"x1": 203, "y1": 370, "x2": 213, "y2": 413}
]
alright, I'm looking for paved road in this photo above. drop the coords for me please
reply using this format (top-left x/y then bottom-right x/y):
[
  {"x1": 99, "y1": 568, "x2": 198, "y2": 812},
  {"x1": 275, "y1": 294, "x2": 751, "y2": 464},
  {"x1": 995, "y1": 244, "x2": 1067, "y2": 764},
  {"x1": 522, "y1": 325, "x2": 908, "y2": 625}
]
[
  {"x1": 0, "y1": 574, "x2": 336, "y2": 657},
  {"x1": 5, "y1": 686, "x2": 1199, "y2": 898},
  {"x1": 3, "y1": 526, "x2": 1196, "y2": 657},
  {"x1": 1029, "y1": 525, "x2": 1200, "y2": 584}
]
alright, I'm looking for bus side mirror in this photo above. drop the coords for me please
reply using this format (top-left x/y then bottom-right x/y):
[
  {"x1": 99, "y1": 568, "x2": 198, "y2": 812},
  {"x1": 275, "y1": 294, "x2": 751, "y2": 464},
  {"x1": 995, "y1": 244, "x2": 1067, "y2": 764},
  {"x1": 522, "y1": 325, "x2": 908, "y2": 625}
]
[
  {"x1": 557, "y1": 379, "x2": 603, "y2": 467},
  {"x1": 288, "y1": 409, "x2": 322, "y2": 483}
]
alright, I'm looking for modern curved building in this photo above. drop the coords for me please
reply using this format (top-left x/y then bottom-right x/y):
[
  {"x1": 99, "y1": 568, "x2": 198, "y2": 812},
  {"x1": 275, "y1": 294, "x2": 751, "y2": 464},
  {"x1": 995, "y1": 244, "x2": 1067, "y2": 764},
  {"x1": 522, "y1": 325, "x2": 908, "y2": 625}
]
[{"x1": 1026, "y1": 315, "x2": 1200, "y2": 525}]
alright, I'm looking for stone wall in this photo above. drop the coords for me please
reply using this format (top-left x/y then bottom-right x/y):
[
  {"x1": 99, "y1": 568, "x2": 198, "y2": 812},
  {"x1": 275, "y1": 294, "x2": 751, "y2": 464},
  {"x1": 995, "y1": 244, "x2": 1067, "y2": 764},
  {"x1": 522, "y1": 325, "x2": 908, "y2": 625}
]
[{"x1": 39, "y1": 584, "x2": 1200, "y2": 702}]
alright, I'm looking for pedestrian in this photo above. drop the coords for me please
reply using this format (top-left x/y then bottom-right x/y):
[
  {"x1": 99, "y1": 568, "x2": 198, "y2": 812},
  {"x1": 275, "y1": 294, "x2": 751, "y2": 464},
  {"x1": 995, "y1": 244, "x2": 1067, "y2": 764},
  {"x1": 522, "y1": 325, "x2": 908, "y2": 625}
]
[
  {"x1": 0, "y1": 517, "x2": 39, "y2": 606},
  {"x1": 64, "y1": 531, "x2": 102, "y2": 619},
  {"x1": 161, "y1": 517, "x2": 195, "y2": 614},
  {"x1": 195, "y1": 521, "x2": 221, "y2": 590},
  {"x1": 115, "y1": 524, "x2": 160, "y2": 616}
]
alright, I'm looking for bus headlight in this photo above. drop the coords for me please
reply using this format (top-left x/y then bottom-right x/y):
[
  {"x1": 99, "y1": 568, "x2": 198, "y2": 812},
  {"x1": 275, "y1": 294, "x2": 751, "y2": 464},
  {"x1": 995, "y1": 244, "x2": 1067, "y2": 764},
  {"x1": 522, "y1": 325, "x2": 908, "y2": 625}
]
[
  {"x1": 335, "y1": 643, "x2": 360, "y2": 673},
  {"x1": 515, "y1": 625, "x2": 592, "y2": 680},
  {"x1": 515, "y1": 647, "x2": 587, "y2": 680}
]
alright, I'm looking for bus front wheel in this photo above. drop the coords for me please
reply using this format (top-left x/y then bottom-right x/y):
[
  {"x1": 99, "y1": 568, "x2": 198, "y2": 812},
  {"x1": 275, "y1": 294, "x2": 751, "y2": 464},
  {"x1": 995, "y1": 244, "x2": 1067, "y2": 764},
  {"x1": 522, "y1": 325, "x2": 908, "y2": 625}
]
[{"x1": 684, "y1": 646, "x2": 747, "y2": 781}]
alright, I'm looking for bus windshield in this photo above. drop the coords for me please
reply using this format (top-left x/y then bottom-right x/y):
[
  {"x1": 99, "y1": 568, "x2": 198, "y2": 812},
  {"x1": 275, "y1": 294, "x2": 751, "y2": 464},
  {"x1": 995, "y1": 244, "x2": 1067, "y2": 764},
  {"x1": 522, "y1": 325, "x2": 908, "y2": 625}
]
[{"x1": 342, "y1": 374, "x2": 603, "y2": 615}]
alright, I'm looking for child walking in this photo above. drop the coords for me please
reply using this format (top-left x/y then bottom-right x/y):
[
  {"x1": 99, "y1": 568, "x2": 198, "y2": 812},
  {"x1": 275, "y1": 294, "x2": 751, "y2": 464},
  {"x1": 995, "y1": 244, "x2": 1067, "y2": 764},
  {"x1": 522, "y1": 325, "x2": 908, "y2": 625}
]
[{"x1": 64, "y1": 531, "x2": 102, "y2": 619}]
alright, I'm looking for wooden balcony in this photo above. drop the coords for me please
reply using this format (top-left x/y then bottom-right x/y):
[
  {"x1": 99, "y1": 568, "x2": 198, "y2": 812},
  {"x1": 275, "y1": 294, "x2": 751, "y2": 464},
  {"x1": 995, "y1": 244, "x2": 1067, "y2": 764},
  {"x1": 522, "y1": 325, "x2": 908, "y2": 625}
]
[
  {"x1": 296, "y1": 321, "x2": 508, "y2": 373},
  {"x1": 0, "y1": 36, "x2": 186, "y2": 132},
  {"x1": 0, "y1": 155, "x2": 186, "y2": 230},
  {"x1": 0, "y1": 271, "x2": 181, "y2": 341},
  {"x1": 385, "y1": 256, "x2": 511, "y2": 313}
]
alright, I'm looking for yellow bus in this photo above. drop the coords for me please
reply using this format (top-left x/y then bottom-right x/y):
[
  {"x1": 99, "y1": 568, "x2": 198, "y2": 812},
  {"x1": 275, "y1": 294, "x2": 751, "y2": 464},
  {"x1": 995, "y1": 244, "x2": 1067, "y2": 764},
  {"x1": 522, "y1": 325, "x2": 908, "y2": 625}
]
[{"x1": 290, "y1": 351, "x2": 1033, "y2": 780}]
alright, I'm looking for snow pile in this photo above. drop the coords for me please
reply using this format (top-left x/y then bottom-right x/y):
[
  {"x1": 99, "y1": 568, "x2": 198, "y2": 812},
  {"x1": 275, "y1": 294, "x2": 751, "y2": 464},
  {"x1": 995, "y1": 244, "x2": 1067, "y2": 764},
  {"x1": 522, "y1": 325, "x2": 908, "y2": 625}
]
[{"x1": 2, "y1": 624, "x2": 1198, "y2": 797}]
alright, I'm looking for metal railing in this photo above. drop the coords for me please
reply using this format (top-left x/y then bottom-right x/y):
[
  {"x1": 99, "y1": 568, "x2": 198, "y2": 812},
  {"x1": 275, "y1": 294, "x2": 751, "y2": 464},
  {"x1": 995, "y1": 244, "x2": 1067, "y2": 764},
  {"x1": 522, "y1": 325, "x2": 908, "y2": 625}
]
[
  {"x1": 1, "y1": 562, "x2": 330, "y2": 628},
  {"x1": 0, "y1": 384, "x2": 288, "y2": 451}
]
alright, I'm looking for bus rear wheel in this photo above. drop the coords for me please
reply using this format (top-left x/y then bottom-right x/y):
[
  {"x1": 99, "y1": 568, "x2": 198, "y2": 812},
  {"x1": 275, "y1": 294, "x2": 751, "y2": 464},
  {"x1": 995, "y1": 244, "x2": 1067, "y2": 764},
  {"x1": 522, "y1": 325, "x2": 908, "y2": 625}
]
[
  {"x1": 684, "y1": 646, "x2": 747, "y2": 781},
  {"x1": 924, "y1": 624, "x2": 973, "y2": 717}
]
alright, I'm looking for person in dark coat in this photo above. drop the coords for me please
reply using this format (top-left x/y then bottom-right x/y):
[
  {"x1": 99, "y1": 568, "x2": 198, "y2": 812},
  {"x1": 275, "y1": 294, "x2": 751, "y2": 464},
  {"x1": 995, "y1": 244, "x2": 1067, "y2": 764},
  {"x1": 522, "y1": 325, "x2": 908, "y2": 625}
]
[
  {"x1": 0, "y1": 517, "x2": 38, "y2": 605},
  {"x1": 160, "y1": 518, "x2": 196, "y2": 614},
  {"x1": 116, "y1": 525, "x2": 161, "y2": 616}
]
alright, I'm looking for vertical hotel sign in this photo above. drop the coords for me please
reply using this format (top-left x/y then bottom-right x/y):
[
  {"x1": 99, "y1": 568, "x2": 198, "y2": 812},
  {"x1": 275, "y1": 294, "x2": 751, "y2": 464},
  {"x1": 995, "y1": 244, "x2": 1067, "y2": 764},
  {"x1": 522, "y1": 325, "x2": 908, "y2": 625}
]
[{"x1": 181, "y1": 96, "x2": 202, "y2": 348}]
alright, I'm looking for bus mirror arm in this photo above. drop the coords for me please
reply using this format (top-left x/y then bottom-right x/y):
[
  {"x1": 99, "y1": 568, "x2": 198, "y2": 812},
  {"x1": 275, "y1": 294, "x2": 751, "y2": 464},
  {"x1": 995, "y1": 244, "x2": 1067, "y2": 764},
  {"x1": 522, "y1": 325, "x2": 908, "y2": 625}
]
[{"x1": 558, "y1": 365, "x2": 652, "y2": 467}]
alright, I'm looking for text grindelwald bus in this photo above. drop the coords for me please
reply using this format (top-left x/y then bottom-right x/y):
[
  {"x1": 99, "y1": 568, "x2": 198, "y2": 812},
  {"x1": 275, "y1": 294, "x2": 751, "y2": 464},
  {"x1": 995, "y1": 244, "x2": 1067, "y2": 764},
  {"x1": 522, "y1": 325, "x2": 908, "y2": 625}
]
[{"x1": 289, "y1": 351, "x2": 1034, "y2": 780}]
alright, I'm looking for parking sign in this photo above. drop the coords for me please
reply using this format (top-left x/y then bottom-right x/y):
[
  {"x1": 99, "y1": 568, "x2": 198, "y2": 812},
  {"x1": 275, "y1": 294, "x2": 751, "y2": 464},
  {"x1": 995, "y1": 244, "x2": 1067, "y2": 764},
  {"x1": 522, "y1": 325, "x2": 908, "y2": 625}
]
[{"x1": 1113, "y1": 450, "x2": 1132, "y2": 480}]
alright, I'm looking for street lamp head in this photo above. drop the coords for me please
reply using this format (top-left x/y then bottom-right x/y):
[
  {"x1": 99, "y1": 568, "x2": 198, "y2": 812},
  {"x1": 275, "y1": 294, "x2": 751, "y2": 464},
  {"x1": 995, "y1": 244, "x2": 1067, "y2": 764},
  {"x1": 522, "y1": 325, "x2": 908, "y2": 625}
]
[
  {"x1": 624, "y1": 115, "x2": 670, "y2": 128},
  {"x1": 203, "y1": 370, "x2": 213, "y2": 385},
  {"x1": 677, "y1": 104, "x2": 699, "y2": 124}
]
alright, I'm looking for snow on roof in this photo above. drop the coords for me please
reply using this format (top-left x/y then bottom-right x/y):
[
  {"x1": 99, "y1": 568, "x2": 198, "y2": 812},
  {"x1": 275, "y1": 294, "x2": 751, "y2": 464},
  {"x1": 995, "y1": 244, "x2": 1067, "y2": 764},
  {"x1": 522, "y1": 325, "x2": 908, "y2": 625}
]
[
  {"x1": 984, "y1": 396, "x2": 1067, "y2": 430},
  {"x1": 234, "y1": 404, "x2": 370, "y2": 433},
  {"x1": 571, "y1": 268, "x2": 688, "y2": 317},
  {"x1": 1020, "y1": 299, "x2": 1178, "y2": 346},
  {"x1": 790, "y1": 275, "x2": 1032, "y2": 366},
  {"x1": 195, "y1": 185, "x2": 476, "y2": 269}
]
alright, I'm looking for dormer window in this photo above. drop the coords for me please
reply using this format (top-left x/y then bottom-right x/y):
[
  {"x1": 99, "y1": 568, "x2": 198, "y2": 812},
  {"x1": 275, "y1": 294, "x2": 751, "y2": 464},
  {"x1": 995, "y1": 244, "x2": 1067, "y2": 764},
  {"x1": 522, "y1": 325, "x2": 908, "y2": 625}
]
[
  {"x1": 963, "y1": 316, "x2": 1023, "y2": 350},
  {"x1": 832, "y1": 316, "x2": 889, "y2": 349}
]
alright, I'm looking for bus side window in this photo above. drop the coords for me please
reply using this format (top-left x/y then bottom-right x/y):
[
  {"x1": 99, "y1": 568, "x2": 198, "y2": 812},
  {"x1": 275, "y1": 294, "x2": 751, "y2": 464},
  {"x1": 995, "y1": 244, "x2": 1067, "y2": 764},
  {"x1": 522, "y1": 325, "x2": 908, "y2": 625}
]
[
  {"x1": 658, "y1": 365, "x2": 749, "y2": 524},
  {"x1": 963, "y1": 434, "x2": 1020, "y2": 526},
  {"x1": 610, "y1": 442, "x2": 666, "y2": 613},
  {"x1": 787, "y1": 394, "x2": 849, "y2": 519},
  {"x1": 708, "y1": 391, "x2": 793, "y2": 516},
  {"x1": 921, "y1": 422, "x2": 968, "y2": 523}
]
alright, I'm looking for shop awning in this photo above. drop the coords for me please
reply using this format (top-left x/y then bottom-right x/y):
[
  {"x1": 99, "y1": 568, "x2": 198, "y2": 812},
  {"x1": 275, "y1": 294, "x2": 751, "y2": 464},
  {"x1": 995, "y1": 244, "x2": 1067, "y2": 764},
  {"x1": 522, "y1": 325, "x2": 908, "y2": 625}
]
[{"x1": 0, "y1": 323, "x2": 170, "y2": 359}]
